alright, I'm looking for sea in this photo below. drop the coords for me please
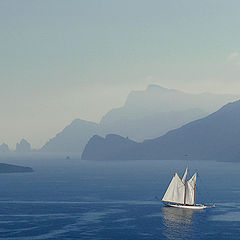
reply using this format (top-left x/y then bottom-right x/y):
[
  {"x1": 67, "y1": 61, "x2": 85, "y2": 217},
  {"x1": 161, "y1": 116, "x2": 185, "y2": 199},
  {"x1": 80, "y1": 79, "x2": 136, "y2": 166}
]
[{"x1": 0, "y1": 158, "x2": 239, "y2": 240}]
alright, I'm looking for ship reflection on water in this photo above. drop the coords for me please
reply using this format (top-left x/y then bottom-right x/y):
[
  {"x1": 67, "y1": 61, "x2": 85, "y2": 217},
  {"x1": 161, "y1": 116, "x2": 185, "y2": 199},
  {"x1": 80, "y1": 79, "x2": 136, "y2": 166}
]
[{"x1": 162, "y1": 206, "x2": 195, "y2": 240}]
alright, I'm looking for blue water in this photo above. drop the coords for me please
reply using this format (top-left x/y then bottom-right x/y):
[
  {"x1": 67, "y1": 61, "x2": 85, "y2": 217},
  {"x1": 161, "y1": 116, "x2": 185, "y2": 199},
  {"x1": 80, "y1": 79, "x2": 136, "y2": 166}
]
[{"x1": 0, "y1": 159, "x2": 239, "y2": 239}]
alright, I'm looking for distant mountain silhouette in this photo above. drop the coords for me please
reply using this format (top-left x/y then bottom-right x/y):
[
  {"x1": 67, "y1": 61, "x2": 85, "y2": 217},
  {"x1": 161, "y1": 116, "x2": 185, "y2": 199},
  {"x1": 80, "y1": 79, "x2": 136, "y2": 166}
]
[
  {"x1": 82, "y1": 134, "x2": 140, "y2": 160},
  {"x1": 99, "y1": 85, "x2": 239, "y2": 141},
  {"x1": 40, "y1": 119, "x2": 99, "y2": 154},
  {"x1": 0, "y1": 143, "x2": 10, "y2": 153},
  {"x1": 16, "y1": 139, "x2": 31, "y2": 152},
  {"x1": 100, "y1": 108, "x2": 207, "y2": 141},
  {"x1": 40, "y1": 85, "x2": 239, "y2": 155},
  {"x1": 82, "y1": 99, "x2": 240, "y2": 162}
]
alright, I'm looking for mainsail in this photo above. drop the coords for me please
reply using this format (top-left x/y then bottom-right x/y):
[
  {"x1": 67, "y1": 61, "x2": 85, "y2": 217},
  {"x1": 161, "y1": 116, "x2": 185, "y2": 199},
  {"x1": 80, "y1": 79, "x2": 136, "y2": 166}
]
[
  {"x1": 162, "y1": 169, "x2": 197, "y2": 206},
  {"x1": 162, "y1": 173, "x2": 185, "y2": 204},
  {"x1": 185, "y1": 173, "x2": 197, "y2": 205},
  {"x1": 182, "y1": 167, "x2": 188, "y2": 184}
]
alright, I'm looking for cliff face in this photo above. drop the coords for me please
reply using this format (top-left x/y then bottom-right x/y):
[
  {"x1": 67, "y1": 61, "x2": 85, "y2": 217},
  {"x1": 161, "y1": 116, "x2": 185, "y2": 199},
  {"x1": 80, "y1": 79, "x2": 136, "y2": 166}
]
[
  {"x1": 82, "y1": 100, "x2": 240, "y2": 162},
  {"x1": 82, "y1": 134, "x2": 140, "y2": 160}
]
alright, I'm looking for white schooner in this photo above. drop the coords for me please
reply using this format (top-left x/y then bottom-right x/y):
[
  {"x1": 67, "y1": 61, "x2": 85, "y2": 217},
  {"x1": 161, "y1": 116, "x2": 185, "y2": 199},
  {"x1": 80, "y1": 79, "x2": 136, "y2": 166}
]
[{"x1": 162, "y1": 167, "x2": 215, "y2": 209}]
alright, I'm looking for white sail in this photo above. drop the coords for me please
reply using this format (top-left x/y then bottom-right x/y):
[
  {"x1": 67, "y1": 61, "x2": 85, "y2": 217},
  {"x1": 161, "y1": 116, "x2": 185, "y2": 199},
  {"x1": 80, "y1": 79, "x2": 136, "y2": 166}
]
[
  {"x1": 162, "y1": 169, "x2": 214, "y2": 209},
  {"x1": 185, "y1": 173, "x2": 197, "y2": 205},
  {"x1": 162, "y1": 173, "x2": 185, "y2": 204},
  {"x1": 182, "y1": 167, "x2": 188, "y2": 184}
]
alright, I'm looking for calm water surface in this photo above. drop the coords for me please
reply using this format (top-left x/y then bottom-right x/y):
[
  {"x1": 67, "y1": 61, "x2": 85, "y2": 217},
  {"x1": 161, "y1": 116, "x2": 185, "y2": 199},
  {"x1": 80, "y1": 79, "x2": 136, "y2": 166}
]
[{"x1": 0, "y1": 158, "x2": 239, "y2": 239}]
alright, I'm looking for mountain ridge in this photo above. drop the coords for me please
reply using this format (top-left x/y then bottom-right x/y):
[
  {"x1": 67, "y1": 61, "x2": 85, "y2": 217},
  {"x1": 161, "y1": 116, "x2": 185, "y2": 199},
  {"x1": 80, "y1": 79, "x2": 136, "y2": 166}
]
[
  {"x1": 82, "y1": 99, "x2": 240, "y2": 162},
  {"x1": 38, "y1": 85, "x2": 240, "y2": 155}
]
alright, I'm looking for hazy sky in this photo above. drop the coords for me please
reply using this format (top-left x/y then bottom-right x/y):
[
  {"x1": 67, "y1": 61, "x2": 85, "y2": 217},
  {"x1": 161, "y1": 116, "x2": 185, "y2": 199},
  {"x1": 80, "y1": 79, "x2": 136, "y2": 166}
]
[{"x1": 1, "y1": 0, "x2": 240, "y2": 148}]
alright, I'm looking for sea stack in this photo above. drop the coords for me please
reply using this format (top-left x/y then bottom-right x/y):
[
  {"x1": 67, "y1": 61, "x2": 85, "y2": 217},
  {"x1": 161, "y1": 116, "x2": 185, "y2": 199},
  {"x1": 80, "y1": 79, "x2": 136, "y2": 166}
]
[
  {"x1": 0, "y1": 143, "x2": 10, "y2": 153},
  {"x1": 16, "y1": 139, "x2": 31, "y2": 152}
]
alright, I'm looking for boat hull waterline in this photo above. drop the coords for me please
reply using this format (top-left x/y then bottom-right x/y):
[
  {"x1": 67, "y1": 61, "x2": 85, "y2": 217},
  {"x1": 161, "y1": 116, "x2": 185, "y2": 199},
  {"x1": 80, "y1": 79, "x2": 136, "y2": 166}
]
[{"x1": 163, "y1": 202, "x2": 215, "y2": 210}]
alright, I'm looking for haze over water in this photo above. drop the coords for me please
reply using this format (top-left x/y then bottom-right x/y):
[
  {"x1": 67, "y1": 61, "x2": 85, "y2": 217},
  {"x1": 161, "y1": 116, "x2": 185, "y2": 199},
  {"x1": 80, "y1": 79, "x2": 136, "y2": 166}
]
[
  {"x1": 1, "y1": 1, "x2": 240, "y2": 239},
  {"x1": 0, "y1": 158, "x2": 239, "y2": 239}
]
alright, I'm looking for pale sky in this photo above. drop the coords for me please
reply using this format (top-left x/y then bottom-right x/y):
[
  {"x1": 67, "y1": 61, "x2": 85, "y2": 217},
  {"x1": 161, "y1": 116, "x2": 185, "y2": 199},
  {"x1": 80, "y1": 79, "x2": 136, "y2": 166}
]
[{"x1": 1, "y1": 0, "x2": 240, "y2": 149}]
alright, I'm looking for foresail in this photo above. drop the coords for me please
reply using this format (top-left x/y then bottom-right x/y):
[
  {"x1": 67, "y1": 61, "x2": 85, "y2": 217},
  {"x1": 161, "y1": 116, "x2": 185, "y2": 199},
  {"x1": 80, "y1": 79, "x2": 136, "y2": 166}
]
[
  {"x1": 162, "y1": 173, "x2": 185, "y2": 204},
  {"x1": 185, "y1": 172, "x2": 197, "y2": 205},
  {"x1": 182, "y1": 167, "x2": 188, "y2": 184}
]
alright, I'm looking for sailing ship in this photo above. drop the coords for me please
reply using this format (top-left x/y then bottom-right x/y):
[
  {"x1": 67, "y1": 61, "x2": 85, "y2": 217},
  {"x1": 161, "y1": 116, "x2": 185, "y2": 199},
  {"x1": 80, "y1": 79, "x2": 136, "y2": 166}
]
[{"x1": 162, "y1": 167, "x2": 215, "y2": 209}]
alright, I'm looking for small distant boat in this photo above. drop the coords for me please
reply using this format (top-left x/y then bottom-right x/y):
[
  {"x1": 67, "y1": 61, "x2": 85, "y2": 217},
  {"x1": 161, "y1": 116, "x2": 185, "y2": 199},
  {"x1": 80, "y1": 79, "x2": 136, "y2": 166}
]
[{"x1": 162, "y1": 167, "x2": 215, "y2": 210}]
